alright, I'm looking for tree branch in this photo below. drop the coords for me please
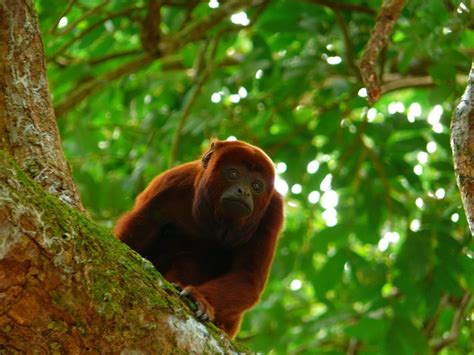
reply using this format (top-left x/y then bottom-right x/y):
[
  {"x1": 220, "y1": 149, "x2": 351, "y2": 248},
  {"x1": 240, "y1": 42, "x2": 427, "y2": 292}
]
[
  {"x1": 334, "y1": 10, "x2": 360, "y2": 77},
  {"x1": 450, "y1": 65, "x2": 474, "y2": 233},
  {"x1": 48, "y1": 5, "x2": 143, "y2": 61},
  {"x1": 50, "y1": 0, "x2": 108, "y2": 35},
  {"x1": 55, "y1": 55, "x2": 155, "y2": 118},
  {"x1": 171, "y1": 0, "x2": 258, "y2": 49},
  {"x1": 301, "y1": 0, "x2": 376, "y2": 15},
  {"x1": 88, "y1": 49, "x2": 143, "y2": 66},
  {"x1": 0, "y1": 151, "x2": 244, "y2": 352},
  {"x1": 380, "y1": 75, "x2": 434, "y2": 95},
  {"x1": 359, "y1": 0, "x2": 406, "y2": 105},
  {"x1": 49, "y1": 0, "x2": 76, "y2": 34},
  {"x1": 52, "y1": 0, "x2": 261, "y2": 117}
]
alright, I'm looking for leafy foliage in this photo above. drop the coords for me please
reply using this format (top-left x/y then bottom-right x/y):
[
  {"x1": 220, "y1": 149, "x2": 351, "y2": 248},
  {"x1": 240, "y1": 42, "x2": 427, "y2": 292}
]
[{"x1": 37, "y1": 0, "x2": 473, "y2": 353}]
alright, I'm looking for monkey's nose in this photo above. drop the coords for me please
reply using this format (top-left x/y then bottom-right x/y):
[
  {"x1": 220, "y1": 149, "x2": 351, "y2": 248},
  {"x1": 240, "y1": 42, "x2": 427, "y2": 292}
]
[{"x1": 237, "y1": 186, "x2": 250, "y2": 197}]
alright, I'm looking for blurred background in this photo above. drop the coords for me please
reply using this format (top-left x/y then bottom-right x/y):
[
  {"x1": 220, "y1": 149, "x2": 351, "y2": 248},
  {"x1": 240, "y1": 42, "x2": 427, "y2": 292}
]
[{"x1": 37, "y1": 0, "x2": 473, "y2": 353}]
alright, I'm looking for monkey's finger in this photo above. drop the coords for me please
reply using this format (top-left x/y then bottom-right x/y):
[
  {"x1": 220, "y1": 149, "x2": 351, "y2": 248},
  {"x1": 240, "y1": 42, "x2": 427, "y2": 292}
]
[
  {"x1": 196, "y1": 308, "x2": 209, "y2": 321},
  {"x1": 180, "y1": 289, "x2": 191, "y2": 298},
  {"x1": 172, "y1": 283, "x2": 183, "y2": 292}
]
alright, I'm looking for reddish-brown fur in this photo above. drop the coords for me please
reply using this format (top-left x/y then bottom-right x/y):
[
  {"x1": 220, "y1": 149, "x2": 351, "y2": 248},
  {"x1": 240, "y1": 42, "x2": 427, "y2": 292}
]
[{"x1": 115, "y1": 140, "x2": 284, "y2": 338}]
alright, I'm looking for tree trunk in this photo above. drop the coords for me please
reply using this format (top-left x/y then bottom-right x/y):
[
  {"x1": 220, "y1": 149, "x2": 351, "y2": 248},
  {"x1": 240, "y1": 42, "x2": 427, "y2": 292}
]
[
  {"x1": 0, "y1": 0, "x2": 83, "y2": 211},
  {"x1": 0, "y1": 151, "x2": 244, "y2": 353},
  {"x1": 451, "y1": 66, "x2": 474, "y2": 234}
]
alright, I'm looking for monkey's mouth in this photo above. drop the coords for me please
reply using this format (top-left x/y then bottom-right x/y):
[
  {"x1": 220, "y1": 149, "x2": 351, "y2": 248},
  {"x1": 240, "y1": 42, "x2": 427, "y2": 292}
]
[{"x1": 221, "y1": 198, "x2": 252, "y2": 218}]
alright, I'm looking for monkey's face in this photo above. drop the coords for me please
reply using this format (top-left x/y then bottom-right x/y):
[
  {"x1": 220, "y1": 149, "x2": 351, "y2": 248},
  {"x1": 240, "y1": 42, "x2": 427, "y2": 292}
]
[{"x1": 219, "y1": 164, "x2": 266, "y2": 220}]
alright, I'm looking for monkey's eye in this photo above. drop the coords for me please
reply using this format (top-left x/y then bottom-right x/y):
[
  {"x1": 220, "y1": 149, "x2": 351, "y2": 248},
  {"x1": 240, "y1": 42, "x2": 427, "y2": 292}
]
[
  {"x1": 227, "y1": 168, "x2": 240, "y2": 180},
  {"x1": 252, "y1": 180, "x2": 264, "y2": 193}
]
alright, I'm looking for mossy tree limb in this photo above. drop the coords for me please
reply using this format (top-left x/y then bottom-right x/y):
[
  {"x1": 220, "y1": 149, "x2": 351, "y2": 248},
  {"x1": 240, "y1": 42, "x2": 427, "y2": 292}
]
[{"x1": 0, "y1": 151, "x2": 245, "y2": 353}]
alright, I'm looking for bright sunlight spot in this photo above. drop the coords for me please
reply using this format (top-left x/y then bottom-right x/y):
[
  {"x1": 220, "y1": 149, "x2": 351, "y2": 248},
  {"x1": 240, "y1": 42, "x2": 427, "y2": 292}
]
[
  {"x1": 427, "y1": 141, "x2": 437, "y2": 154},
  {"x1": 58, "y1": 17, "x2": 68, "y2": 29},
  {"x1": 410, "y1": 219, "x2": 421, "y2": 232},
  {"x1": 320, "y1": 174, "x2": 332, "y2": 192},
  {"x1": 414, "y1": 164, "x2": 423, "y2": 176},
  {"x1": 378, "y1": 231, "x2": 400, "y2": 251},
  {"x1": 457, "y1": 2, "x2": 469, "y2": 14},
  {"x1": 229, "y1": 94, "x2": 240, "y2": 103},
  {"x1": 428, "y1": 105, "x2": 443, "y2": 125},
  {"x1": 208, "y1": 0, "x2": 219, "y2": 9},
  {"x1": 358, "y1": 88, "x2": 367, "y2": 97},
  {"x1": 321, "y1": 190, "x2": 338, "y2": 209},
  {"x1": 230, "y1": 11, "x2": 250, "y2": 26},
  {"x1": 291, "y1": 184, "x2": 302, "y2": 194},
  {"x1": 308, "y1": 191, "x2": 320, "y2": 204},
  {"x1": 98, "y1": 141, "x2": 109, "y2": 150},
  {"x1": 407, "y1": 102, "x2": 422, "y2": 122},
  {"x1": 275, "y1": 175, "x2": 289, "y2": 195},
  {"x1": 276, "y1": 162, "x2": 287, "y2": 174},
  {"x1": 451, "y1": 213, "x2": 460, "y2": 222},
  {"x1": 378, "y1": 239, "x2": 389, "y2": 252},
  {"x1": 255, "y1": 69, "x2": 263, "y2": 79},
  {"x1": 290, "y1": 279, "x2": 302, "y2": 291},
  {"x1": 388, "y1": 102, "x2": 405, "y2": 114},
  {"x1": 226, "y1": 136, "x2": 237, "y2": 141},
  {"x1": 367, "y1": 108, "x2": 377, "y2": 122},
  {"x1": 211, "y1": 92, "x2": 221, "y2": 103},
  {"x1": 416, "y1": 197, "x2": 424, "y2": 209},
  {"x1": 322, "y1": 208, "x2": 337, "y2": 227},
  {"x1": 433, "y1": 123, "x2": 443, "y2": 133},
  {"x1": 307, "y1": 160, "x2": 320, "y2": 174},
  {"x1": 417, "y1": 151, "x2": 428, "y2": 164},
  {"x1": 442, "y1": 27, "x2": 452, "y2": 35},
  {"x1": 326, "y1": 56, "x2": 342, "y2": 65},
  {"x1": 238, "y1": 87, "x2": 248, "y2": 98},
  {"x1": 435, "y1": 188, "x2": 445, "y2": 199}
]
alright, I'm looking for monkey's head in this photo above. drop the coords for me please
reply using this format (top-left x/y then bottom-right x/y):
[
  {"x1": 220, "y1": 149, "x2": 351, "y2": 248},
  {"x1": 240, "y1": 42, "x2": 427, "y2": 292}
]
[{"x1": 193, "y1": 139, "x2": 278, "y2": 246}]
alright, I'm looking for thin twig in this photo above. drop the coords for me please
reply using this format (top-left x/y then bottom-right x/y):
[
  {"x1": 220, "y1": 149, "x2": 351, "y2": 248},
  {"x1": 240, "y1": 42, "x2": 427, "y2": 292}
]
[
  {"x1": 361, "y1": 137, "x2": 394, "y2": 215},
  {"x1": 334, "y1": 10, "x2": 360, "y2": 78},
  {"x1": 359, "y1": 0, "x2": 406, "y2": 105},
  {"x1": 169, "y1": 41, "x2": 212, "y2": 167},
  {"x1": 49, "y1": 0, "x2": 76, "y2": 34},
  {"x1": 381, "y1": 76, "x2": 434, "y2": 95},
  {"x1": 172, "y1": 0, "x2": 256, "y2": 48},
  {"x1": 48, "y1": 5, "x2": 143, "y2": 61},
  {"x1": 88, "y1": 49, "x2": 143, "y2": 66},
  {"x1": 178, "y1": 0, "x2": 200, "y2": 31},
  {"x1": 431, "y1": 292, "x2": 472, "y2": 353},
  {"x1": 52, "y1": 0, "x2": 109, "y2": 36},
  {"x1": 424, "y1": 294, "x2": 450, "y2": 337}
]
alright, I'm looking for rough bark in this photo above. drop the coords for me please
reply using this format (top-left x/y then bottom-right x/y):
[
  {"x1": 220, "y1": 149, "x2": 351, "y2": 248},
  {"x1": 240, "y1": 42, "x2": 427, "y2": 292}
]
[
  {"x1": 450, "y1": 66, "x2": 474, "y2": 234},
  {"x1": 359, "y1": 0, "x2": 406, "y2": 105},
  {"x1": 0, "y1": 0, "x2": 83, "y2": 211},
  {"x1": 0, "y1": 151, "x2": 245, "y2": 353}
]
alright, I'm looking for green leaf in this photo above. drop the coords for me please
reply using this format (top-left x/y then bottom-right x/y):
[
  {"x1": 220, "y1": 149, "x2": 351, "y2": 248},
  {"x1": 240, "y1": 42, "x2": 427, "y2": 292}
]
[
  {"x1": 383, "y1": 317, "x2": 429, "y2": 355},
  {"x1": 313, "y1": 250, "x2": 346, "y2": 297}
]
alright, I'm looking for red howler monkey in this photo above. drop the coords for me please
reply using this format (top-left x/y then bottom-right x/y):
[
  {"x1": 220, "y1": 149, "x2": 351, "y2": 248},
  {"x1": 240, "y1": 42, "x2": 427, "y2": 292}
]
[{"x1": 115, "y1": 139, "x2": 284, "y2": 338}]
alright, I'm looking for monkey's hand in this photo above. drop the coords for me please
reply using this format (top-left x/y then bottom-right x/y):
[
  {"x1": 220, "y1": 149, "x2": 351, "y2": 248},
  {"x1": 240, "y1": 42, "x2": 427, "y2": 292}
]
[{"x1": 180, "y1": 286, "x2": 215, "y2": 322}]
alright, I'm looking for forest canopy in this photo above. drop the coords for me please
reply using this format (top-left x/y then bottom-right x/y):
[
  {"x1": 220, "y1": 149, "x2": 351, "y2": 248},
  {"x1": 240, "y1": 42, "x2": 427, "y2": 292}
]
[{"x1": 34, "y1": 0, "x2": 473, "y2": 353}]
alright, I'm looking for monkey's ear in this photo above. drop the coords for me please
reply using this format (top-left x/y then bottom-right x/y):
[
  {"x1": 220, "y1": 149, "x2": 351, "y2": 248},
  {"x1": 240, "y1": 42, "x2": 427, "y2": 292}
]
[{"x1": 202, "y1": 142, "x2": 216, "y2": 168}]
